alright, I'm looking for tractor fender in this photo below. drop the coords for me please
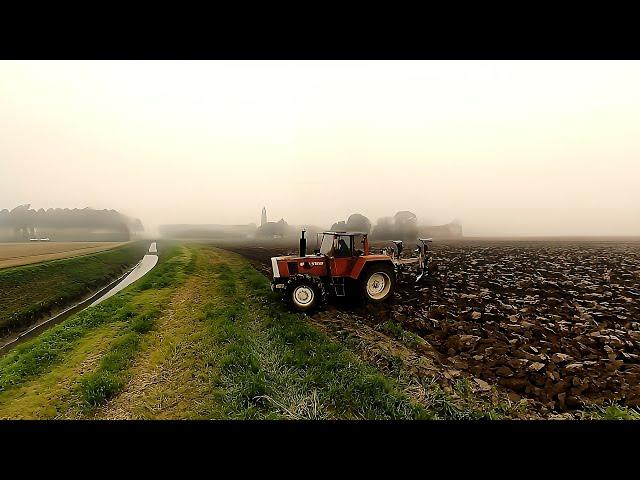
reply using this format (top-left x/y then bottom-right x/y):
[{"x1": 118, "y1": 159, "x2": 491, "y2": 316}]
[{"x1": 349, "y1": 257, "x2": 395, "y2": 280}]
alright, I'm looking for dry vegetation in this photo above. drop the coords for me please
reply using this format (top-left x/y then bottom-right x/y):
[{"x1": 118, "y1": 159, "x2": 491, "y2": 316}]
[{"x1": 0, "y1": 242, "x2": 128, "y2": 270}]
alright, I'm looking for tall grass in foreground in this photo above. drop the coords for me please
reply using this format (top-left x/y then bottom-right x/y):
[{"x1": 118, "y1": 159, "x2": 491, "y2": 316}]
[{"x1": 75, "y1": 310, "x2": 159, "y2": 408}]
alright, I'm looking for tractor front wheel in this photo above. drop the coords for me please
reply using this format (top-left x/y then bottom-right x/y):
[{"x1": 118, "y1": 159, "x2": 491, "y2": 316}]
[
  {"x1": 360, "y1": 264, "x2": 395, "y2": 303},
  {"x1": 286, "y1": 277, "x2": 322, "y2": 312}
]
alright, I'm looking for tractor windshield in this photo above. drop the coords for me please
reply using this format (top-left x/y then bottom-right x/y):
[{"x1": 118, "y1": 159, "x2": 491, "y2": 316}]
[
  {"x1": 319, "y1": 234, "x2": 334, "y2": 255},
  {"x1": 353, "y1": 234, "x2": 365, "y2": 256},
  {"x1": 320, "y1": 234, "x2": 353, "y2": 257}
]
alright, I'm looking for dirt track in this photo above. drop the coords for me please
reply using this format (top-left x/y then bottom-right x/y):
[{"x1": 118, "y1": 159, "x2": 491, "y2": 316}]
[{"x1": 225, "y1": 240, "x2": 640, "y2": 416}]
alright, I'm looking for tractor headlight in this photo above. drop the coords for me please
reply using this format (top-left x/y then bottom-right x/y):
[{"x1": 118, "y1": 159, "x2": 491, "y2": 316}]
[{"x1": 271, "y1": 257, "x2": 280, "y2": 278}]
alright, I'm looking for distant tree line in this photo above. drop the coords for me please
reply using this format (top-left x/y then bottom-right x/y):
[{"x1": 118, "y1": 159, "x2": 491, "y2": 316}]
[
  {"x1": 330, "y1": 211, "x2": 462, "y2": 240},
  {"x1": 0, "y1": 204, "x2": 144, "y2": 242},
  {"x1": 330, "y1": 211, "x2": 418, "y2": 240},
  {"x1": 159, "y1": 210, "x2": 461, "y2": 242}
]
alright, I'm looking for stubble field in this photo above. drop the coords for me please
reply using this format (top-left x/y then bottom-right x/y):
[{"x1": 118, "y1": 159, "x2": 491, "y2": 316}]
[{"x1": 0, "y1": 242, "x2": 128, "y2": 270}]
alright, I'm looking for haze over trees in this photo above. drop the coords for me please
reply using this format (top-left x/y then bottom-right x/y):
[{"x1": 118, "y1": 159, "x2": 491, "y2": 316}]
[
  {"x1": 0, "y1": 204, "x2": 144, "y2": 242},
  {"x1": 330, "y1": 211, "x2": 461, "y2": 240},
  {"x1": 158, "y1": 223, "x2": 256, "y2": 240},
  {"x1": 330, "y1": 213, "x2": 372, "y2": 234},
  {"x1": 159, "y1": 207, "x2": 463, "y2": 241},
  {"x1": 332, "y1": 211, "x2": 420, "y2": 240},
  {"x1": 256, "y1": 218, "x2": 292, "y2": 239}
]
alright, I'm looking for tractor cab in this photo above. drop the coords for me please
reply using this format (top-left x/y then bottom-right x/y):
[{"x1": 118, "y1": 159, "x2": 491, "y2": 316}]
[
  {"x1": 316, "y1": 231, "x2": 369, "y2": 258},
  {"x1": 314, "y1": 231, "x2": 372, "y2": 279}
]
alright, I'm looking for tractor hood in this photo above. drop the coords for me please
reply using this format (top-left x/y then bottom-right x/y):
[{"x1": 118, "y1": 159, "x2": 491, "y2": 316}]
[{"x1": 270, "y1": 254, "x2": 327, "y2": 279}]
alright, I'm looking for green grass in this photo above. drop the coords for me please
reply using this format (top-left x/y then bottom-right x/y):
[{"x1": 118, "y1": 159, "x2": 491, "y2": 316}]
[
  {"x1": 339, "y1": 330, "x2": 528, "y2": 419},
  {"x1": 0, "y1": 245, "x2": 188, "y2": 397},
  {"x1": 0, "y1": 324, "x2": 123, "y2": 419},
  {"x1": 381, "y1": 319, "x2": 426, "y2": 348},
  {"x1": 0, "y1": 244, "x2": 432, "y2": 419},
  {"x1": 200, "y1": 253, "x2": 432, "y2": 419},
  {"x1": 418, "y1": 376, "x2": 527, "y2": 420},
  {"x1": 76, "y1": 333, "x2": 140, "y2": 407},
  {"x1": 0, "y1": 299, "x2": 128, "y2": 392},
  {"x1": 579, "y1": 402, "x2": 640, "y2": 420},
  {"x1": 0, "y1": 241, "x2": 148, "y2": 335},
  {"x1": 75, "y1": 307, "x2": 162, "y2": 409}
]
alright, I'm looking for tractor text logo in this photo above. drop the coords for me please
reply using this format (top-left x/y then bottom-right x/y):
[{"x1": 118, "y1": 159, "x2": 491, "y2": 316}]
[{"x1": 300, "y1": 261, "x2": 323, "y2": 267}]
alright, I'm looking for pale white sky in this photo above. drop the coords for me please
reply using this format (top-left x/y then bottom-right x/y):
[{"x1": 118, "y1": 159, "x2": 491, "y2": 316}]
[{"x1": 0, "y1": 60, "x2": 639, "y2": 236}]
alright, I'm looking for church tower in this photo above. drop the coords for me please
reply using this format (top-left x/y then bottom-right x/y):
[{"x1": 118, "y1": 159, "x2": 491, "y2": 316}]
[{"x1": 261, "y1": 207, "x2": 267, "y2": 227}]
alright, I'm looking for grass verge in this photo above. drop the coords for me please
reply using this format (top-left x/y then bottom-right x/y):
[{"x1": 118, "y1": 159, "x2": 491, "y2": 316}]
[
  {"x1": 0, "y1": 245, "x2": 188, "y2": 400},
  {"x1": 0, "y1": 241, "x2": 148, "y2": 335}
]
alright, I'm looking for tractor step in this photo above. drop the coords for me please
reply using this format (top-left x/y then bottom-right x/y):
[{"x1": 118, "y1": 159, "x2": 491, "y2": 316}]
[{"x1": 331, "y1": 277, "x2": 347, "y2": 296}]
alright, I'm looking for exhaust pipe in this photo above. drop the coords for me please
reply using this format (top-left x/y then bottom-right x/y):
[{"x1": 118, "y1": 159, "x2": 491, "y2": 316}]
[{"x1": 299, "y1": 229, "x2": 307, "y2": 257}]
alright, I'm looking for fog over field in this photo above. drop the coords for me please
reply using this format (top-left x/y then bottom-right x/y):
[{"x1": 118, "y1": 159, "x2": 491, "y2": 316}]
[{"x1": 1, "y1": 60, "x2": 639, "y2": 236}]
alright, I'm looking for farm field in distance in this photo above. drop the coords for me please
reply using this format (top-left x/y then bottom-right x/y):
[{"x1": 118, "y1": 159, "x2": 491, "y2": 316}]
[{"x1": 0, "y1": 242, "x2": 129, "y2": 270}]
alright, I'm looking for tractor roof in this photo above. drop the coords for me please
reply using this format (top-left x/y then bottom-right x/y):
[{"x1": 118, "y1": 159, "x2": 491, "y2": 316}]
[{"x1": 322, "y1": 231, "x2": 368, "y2": 236}]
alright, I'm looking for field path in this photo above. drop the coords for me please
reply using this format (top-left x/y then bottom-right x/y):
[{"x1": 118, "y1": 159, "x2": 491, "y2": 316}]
[{"x1": 95, "y1": 248, "x2": 222, "y2": 419}]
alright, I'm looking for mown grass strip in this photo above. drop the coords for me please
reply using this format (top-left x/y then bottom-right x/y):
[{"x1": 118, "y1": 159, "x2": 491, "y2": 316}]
[
  {"x1": 0, "y1": 241, "x2": 148, "y2": 335},
  {"x1": 89, "y1": 248, "x2": 230, "y2": 419},
  {"x1": 73, "y1": 247, "x2": 194, "y2": 411},
  {"x1": 76, "y1": 329, "x2": 146, "y2": 408}
]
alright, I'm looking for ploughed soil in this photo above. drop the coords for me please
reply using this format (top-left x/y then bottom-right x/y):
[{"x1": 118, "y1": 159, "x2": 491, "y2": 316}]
[{"x1": 222, "y1": 240, "x2": 640, "y2": 417}]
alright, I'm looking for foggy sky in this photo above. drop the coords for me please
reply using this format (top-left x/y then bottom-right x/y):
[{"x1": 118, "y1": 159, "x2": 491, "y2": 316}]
[{"x1": 1, "y1": 60, "x2": 639, "y2": 236}]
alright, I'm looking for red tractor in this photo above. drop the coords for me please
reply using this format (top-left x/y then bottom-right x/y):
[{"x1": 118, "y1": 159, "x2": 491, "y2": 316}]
[{"x1": 270, "y1": 230, "x2": 432, "y2": 311}]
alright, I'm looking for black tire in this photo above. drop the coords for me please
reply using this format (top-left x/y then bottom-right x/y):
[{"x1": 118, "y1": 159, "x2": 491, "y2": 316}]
[
  {"x1": 360, "y1": 263, "x2": 396, "y2": 303},
  {"x1": 286, "y1": 276, "x2": 322, "y2": 312}
]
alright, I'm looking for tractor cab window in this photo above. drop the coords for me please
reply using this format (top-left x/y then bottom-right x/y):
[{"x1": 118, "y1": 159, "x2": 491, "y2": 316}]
[
  {"x1": 352, "y1": 234, "x2": 365, "y2": 256},
  {"x1": 320, "y1": 234, "x2": 335, "y2": 256},
  {"x1": 320, "y1": 234, "x2": 352, "y2": 257}
]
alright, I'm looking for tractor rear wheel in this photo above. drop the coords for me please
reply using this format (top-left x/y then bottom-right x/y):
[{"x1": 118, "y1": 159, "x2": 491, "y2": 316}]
[
  {"x1": 286, "y1": 277, "x2": 322, "y2": 312},
  {"x1": 360, "y1": 264, "x2": 395, "y2": 303}
]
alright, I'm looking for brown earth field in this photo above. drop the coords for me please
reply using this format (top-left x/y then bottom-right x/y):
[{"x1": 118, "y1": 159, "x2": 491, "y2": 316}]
[
  {"x1": 216, "y1": 239, "x2": 640, "y2": 418},
  {"x1": 0, "y1": 242, "x2": 129, "y2": 270}
]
